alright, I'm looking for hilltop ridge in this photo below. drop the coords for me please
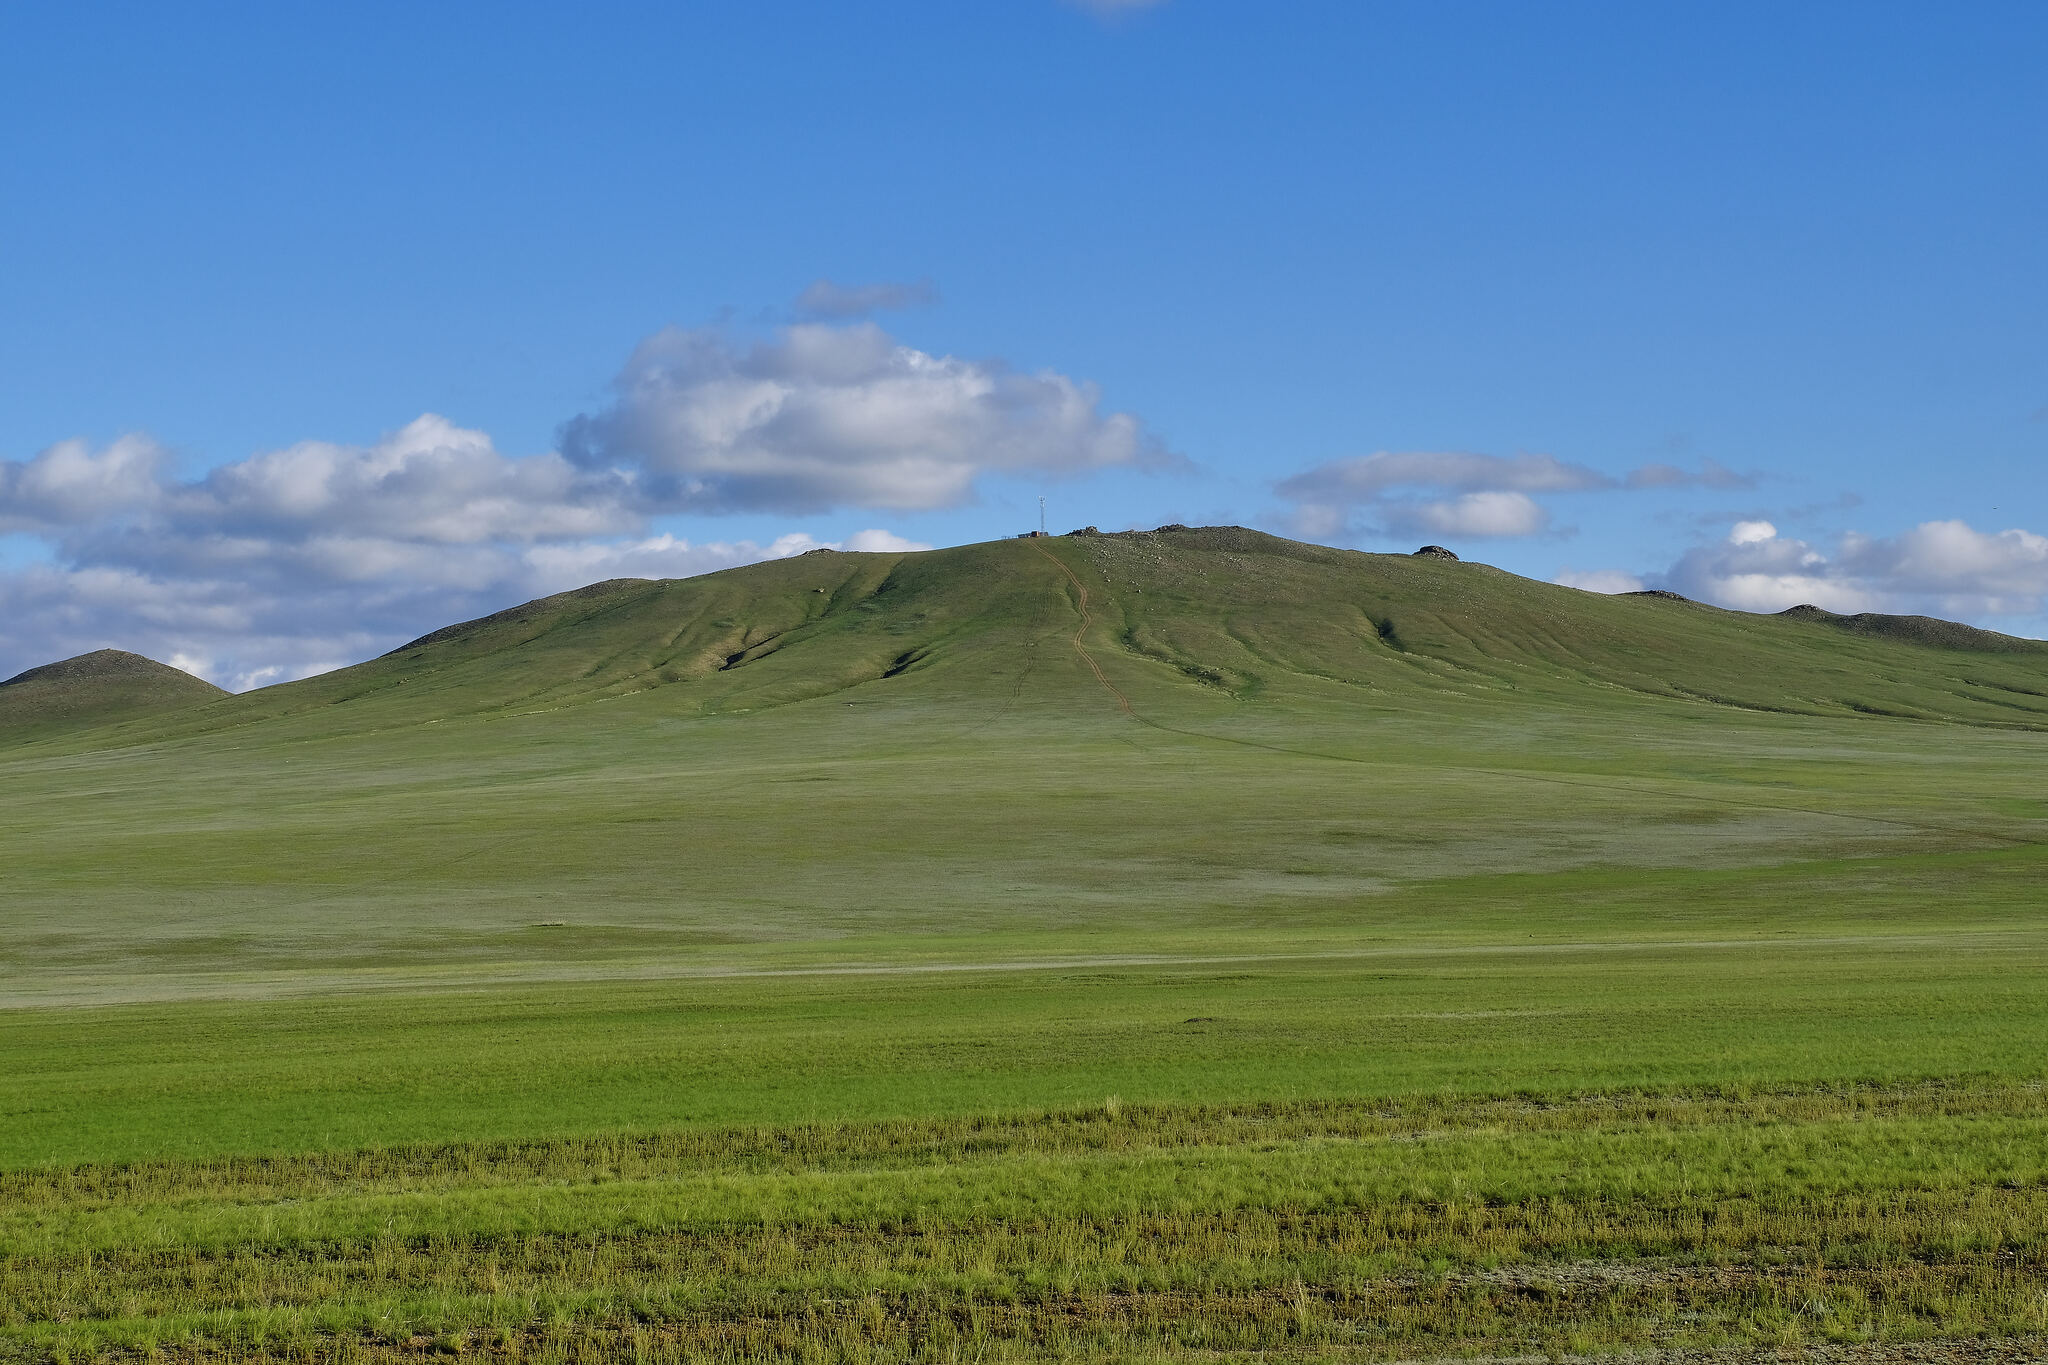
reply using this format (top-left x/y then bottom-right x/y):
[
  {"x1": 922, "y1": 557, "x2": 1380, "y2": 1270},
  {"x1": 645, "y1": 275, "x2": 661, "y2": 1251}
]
[
  {"x1": 0, "y1": 648, "x2": 227, "y2": 737},
  {"x1": 1775, "y1": 602, "x2": 2038, "y2": 653},
  {"x1": 245, "y1": 523, "x2": 2048, "y2": 731},
  {"x1": 6, "y1": 526, "x2": 2047, "y2": 750}
]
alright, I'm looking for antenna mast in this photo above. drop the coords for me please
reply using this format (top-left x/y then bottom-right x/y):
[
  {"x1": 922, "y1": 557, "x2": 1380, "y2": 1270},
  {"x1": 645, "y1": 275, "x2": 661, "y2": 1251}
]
[{"x1": 1039, "y1": 496, "x2": 1046, "y2": 537}]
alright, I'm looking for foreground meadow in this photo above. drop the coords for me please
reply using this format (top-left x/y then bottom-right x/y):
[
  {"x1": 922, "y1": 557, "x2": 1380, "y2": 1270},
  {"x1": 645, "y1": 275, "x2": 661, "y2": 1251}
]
[
  {"x1": 7, "y1": 535, "x2": 2048, "y2": 1360},
  {"x1": 6, "y1": 922, "x2": 2048, "y2": 1363}
]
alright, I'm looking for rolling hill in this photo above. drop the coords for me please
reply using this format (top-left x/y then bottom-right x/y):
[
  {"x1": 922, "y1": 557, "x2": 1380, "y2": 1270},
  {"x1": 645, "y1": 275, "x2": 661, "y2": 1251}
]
[
  {"x1": 3, "y1": 525, "x2": 2046, "y2": 1010},
  {"x1": 11, "y1": 525, "x2": 2044, "y2": 751},
  {"x1": 0, "y1": 648, "x2": 227, "y2": 739}
]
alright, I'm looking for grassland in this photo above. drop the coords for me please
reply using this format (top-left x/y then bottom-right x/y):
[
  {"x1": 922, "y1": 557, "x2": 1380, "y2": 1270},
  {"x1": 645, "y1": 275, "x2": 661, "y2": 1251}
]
[
  {"x1": 4, "y1": 529, "x2": 2046, "y2": 1361},
  {"x1": 9, "y1": 945, "x2": 2048, "y2": 1363},
  {"x1": 0, "y1": 651, "x2": 226, "y2": 744}
]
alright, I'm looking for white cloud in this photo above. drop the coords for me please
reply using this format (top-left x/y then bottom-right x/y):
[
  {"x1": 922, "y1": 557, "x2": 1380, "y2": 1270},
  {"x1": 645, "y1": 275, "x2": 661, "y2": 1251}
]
[
  {"x1": 1279, "y1": 451, "x2": 1612, "y2": 503},
  {"x1": 1276, "y1": 450, "x2": 1606, "y2": 543},
  {"x1": 175, "y1": 415, "x2": 631, "y2": 544},
  {"x1": 842, "y1": 528, "x2": 931, "y2": 553},
  {"x1": 0, "y1": 416, "x2": 940, "y2": 689},
  {"x1": 559, "y1": 322, "x2": 1172, "y2": 514},
  {"x1": 0, "y1": 519, "x2": 934, "y2": 691},
  {"x1": 1728, "y1": 519, "x2": 1777, "y2": 545},
  {"x1": 1554, "y1": 568, "x2": 1647, "y2": 595},
  {"x1": 0, "y1": 434, "x2": 165, "y2": 531},
  {"x1": 1663, "y1": 522, "x2": 1876, "y2": 613},
  {"x1": 0, "y1": 313, "x2": 1165, "y2": 688},
  {"x1": 0, "y1": 558, "x2": 394, "y2": 693},
  {"x1": 1659, "y1": 519, "x2": 2048, "y2": 625},
  {"x1": 1, "y1": 307, "x2": 1160, "y2": 687},
  {"x1": 1837, "y1": 520, "x2": 2048, "y2": 608},
  {"x1": 1410, "y1": 490, "x2": 1549, "y2": 538},
  {"x1": 1276, "y1": 448, "x2": 1761, "y2": 547}
]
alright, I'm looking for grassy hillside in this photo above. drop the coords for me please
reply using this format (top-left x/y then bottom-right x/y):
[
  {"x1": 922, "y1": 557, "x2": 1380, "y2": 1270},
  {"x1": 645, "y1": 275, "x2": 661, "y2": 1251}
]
[
  {"x1": 36, "y1": 526, "x2": 2047, "y2": 746},
  {"x1": 5, "y1": 528, "x2": 2048, "y2": 1362},
  {"x1": 4, "y1": 527, "x2": 2045, "y2": 1003},
  {"x1": 0, "y1": 648, "x2": 226, "y2": 740}
]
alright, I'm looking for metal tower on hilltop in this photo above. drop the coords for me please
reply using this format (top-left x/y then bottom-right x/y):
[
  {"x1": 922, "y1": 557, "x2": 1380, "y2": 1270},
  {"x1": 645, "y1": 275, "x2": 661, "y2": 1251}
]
[{"x1": 1039, "y1": 496, "x2": 1046, "y2": 537}]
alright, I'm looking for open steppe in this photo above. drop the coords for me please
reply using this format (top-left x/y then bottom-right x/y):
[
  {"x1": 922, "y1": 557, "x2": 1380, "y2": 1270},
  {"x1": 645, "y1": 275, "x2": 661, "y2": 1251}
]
[{"x1": 4, "y1": 528, "x2": 2046, "y2": 1362}]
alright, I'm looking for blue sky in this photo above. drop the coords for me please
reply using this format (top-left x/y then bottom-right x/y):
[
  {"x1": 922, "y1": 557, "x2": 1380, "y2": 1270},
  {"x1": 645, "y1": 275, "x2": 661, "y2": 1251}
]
[{"x1": 3, "y1": 1, "x2": 2045, "y2": 687}]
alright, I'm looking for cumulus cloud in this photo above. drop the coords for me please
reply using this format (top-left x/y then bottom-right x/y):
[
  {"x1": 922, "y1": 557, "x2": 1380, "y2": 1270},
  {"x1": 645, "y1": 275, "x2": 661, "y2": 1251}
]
[
  {"x1": 0, "y1": 415, "x2": 936, "y2": 690},
  {"x1": 1409, "y1": 490, "x2": 1549, "y2": 538},
  {"x1": 1658, "y1": 519, "x2": 2048, "y2": 623},
  {"x1": 840, "y1": 528, "x2": 931, "y2": 553},
  {"x1": 793, "y1": 278, "x2": 937, "y2": 320},
  {"x1": 559, "y1": 322, "x2": 1172, "y2": 514},
  {"x1": 1276, "y1": 449, "x2": 1742, "y2": 544},
  {"x1": 21, "y1": 417, "x2": 648, "y2": 616},
  {"x1": 0, "y1": 314, "x2": 1160, "y2": 688},
  {"x1": 1662, "y1": 524, "x2": 1883, "y2": 614},
  {"x1": 1837, "y1": 521, "x2": 2048, "y2": 606},
  {"x1": 174, "y1": 415, "x2": 630, "y2": 545},
  {"x1": 1728, "y1": 519, "x2": 1778, "y2": 546},
  {"x1": 0, "y1": 434, "x2": 165, "y2": 531}
]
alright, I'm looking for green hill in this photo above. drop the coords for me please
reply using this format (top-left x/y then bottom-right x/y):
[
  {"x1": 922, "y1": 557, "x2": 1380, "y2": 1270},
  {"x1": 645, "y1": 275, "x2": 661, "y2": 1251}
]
[
  {"x1": 63, "y1": 525, "x2": 2048, "y2": 746},
  {"x1": 4, "y1": 525, "x2": 2047, "y2": 1006},
  {"x1": 0, "y1": 647, "x2": 227, "y2": 739},
  {"x1": 10, "y1": 529, "x2": 2048, "y2": 1365}
]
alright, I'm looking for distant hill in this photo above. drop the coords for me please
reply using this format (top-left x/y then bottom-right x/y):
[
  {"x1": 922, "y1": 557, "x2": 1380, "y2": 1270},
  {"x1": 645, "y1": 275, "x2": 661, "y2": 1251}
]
[
  {"x1": 7, "y1": 526, "x2": 2048, "y2": 1006},
  {"x1": 8, "y1": 528, "x2": 2047, "y2": 752},
  {"x1": 36, "y1": 524, "x2": 2041, "y2": 750},
  {"x1": 0, "y1": 649, "x2": 227, "y2": 738},
  {"x1": 1775, "y1": 602, "x2": 2038, "y2": 653}
]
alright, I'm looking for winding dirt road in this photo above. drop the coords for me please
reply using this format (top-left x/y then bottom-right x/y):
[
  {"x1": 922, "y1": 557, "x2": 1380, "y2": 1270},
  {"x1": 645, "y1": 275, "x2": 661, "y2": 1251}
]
[{"x1": 1028, "y1": 539, "x2": 1132, "y2": 714}]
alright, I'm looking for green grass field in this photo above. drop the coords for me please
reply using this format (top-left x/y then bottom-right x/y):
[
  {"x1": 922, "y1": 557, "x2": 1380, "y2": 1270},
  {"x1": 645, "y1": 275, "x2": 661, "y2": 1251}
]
[{"x1": 4, "y1": 529, "x2": 2046, "y2": 1362}]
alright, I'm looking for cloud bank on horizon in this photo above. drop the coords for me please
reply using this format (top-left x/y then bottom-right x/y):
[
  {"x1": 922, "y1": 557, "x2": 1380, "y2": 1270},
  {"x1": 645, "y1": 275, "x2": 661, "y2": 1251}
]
[
  {"x1": 0, "y1": 313, "x2": 1173, "y2": 689},
  {"x1": 0, "y1": 411, "x2": 924, "y2": 692},
  {"x1": 1281, "y1": 451, "x2": 2048, "y2": 633},
  {"x1": 1630, "y1": 519, "x2": 2048, "y2": 620},
  {"x1": 3, "y1": 303, "x2": 2045, "y2": 689},
  {"x1": 1275, "y1": 451, "x2": 1754, "y2": 542}
]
